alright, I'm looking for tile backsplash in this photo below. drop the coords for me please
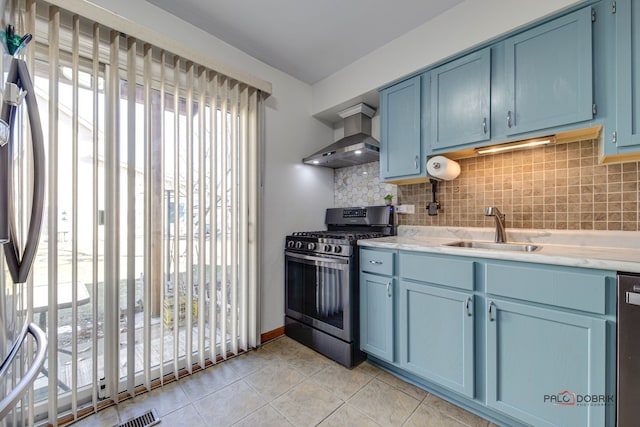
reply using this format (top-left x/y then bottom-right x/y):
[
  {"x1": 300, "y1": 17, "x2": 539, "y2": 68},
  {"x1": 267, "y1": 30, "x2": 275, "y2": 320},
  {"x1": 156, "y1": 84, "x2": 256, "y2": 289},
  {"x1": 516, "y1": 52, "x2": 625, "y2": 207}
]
[
  {"x1": 334, "y1": 139, "x2": 640, "y2": 231},
  {"x1": 334, "y1": 162, "x2": 397, "y2": 207},
  {"x1": 398, "y1": 140, "x2": 640, "y2": 231}
]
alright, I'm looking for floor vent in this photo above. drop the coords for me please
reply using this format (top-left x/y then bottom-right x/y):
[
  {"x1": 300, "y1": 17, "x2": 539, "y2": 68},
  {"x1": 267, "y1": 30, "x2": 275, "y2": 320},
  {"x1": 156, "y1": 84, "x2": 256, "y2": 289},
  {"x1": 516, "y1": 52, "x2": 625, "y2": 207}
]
[{"x1": 117, "y1": 408, "x2": 160, "y2": 427}]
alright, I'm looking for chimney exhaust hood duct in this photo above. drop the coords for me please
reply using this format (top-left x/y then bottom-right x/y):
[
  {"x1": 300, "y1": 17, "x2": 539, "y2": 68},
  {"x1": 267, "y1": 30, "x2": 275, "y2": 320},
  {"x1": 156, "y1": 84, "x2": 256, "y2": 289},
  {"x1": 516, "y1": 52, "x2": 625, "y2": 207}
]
[{"x1": 303, "y1": 103, "x2": 379, "y2": 168}]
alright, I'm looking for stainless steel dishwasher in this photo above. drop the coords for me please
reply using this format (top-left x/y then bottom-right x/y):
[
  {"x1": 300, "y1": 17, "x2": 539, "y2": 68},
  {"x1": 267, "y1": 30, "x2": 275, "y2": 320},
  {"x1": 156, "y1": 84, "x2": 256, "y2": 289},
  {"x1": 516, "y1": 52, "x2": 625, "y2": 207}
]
[{"x1": 617, "y1": 273, "x2": 640, "y2": 426}]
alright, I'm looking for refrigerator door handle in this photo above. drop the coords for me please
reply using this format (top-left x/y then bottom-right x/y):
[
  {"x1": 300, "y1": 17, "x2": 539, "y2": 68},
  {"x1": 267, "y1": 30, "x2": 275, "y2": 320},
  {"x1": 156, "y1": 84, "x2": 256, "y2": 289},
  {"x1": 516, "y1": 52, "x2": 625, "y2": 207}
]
[
  {"x1": 0, "y1": 322, "x2": 47, "y2": 419},
  {"x1": 1, "y1": 58, "x2": 45, "y2": 284},
  {"x1": 626, "y1": 292, "x2": 640, "y2": 306}
]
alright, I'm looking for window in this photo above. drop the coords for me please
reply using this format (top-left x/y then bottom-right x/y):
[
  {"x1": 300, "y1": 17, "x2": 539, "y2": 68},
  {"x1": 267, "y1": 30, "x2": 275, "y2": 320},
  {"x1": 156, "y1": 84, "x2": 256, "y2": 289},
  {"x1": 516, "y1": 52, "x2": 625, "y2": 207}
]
[{"x1": 0, "y1": 2, "x2": 262, "y2": 424}]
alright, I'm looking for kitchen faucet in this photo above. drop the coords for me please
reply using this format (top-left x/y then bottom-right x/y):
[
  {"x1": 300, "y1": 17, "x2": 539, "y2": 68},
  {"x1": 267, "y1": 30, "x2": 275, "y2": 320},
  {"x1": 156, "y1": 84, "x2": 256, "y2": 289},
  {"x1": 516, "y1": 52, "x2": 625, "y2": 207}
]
[{"x1": 485, "y1": 207, "x2": 507, "y2": 243}]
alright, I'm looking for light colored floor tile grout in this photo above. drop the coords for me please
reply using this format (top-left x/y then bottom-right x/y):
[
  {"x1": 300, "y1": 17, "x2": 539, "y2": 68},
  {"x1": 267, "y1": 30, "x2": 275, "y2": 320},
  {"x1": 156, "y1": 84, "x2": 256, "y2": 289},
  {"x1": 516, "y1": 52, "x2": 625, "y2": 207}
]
[
  {"x1": 177, "y1": 371, "x2": 244, "y2": 403},
  {"x1": 74, "y1": 336, "x2": 492, "y2": 427},
  {"x1": 270, "y1": 403, "x2": 298, "y2": 427},
  {"x1": 242, "y1": 372, "x2": 299, "y2": 404},
  {"x1": 400, "y1": 392, "x2": 431, "y2": 427},
  {"x1": 344, "y1": 401, "x2": 386, "y2": 426},
  {"x1": 313, "y1": 403, "x2": 342, "y2": 426},
  {"x1": 158, "y1": 403, "x2": 209, "y2": 426},
  {"x1": 268, "y1": 395, "x2": 318, "y2": 427},
  {"x1": 373, "y1": 370, "x2": 429, "y2": 403},
  {"x1": 227, "y1": 385, "x2": 271, "y2": 426},
  {"x1": 309, "y1": 362, "x2": 378, "y2": 402}
]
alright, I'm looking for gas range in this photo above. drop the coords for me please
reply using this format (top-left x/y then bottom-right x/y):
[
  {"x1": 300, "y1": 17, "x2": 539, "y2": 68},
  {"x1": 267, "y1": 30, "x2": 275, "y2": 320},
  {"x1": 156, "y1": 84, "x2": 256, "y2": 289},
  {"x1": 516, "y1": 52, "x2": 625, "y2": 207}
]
[
  {"x1": 285, "y1": 230, "x2": 386, "y2": 257},
  {"x1": 285, "y1": 206, "x2": 395, "y2": 257},
  {"x1": 284, "y1": 205, "x2": 395, "y2": 367},
  {"x1": 290, "y1": 231, "x2": 387, "y2": 240}
]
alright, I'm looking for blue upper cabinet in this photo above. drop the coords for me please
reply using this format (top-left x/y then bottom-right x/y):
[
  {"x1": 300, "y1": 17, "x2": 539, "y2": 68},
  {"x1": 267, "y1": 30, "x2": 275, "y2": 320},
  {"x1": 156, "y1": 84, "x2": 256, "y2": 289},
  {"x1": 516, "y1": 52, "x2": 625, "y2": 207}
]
[
  {"x1": 504, "y1": 7, "x2": 593, "y2": 136},
  {"x1": 379, "y1": 75, "x2": 423, "y2": 181},
  {"x1": 378, "y1": 3, "x2": 640, "y2": 164},
  {"x1": 611, "y1": 0, "x2": 640, "y2": 154},
  {"x1": 430, "y1": 48, "x2": 491, "y2": 151}
]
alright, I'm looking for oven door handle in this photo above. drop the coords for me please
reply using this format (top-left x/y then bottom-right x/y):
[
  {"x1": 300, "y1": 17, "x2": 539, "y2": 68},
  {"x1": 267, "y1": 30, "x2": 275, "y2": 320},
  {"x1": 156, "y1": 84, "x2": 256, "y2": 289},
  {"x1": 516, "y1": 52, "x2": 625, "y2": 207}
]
[{"x1": 285, "y1": 250, "x2": 349, "y2": 265}]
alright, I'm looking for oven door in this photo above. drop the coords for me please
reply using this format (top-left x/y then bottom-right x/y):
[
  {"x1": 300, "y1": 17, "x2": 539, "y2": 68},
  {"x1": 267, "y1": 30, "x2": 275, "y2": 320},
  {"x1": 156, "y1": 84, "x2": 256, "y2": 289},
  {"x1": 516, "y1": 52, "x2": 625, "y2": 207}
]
[{"x1": 285, "y1": 250, "x2": 353, "y2": 342}]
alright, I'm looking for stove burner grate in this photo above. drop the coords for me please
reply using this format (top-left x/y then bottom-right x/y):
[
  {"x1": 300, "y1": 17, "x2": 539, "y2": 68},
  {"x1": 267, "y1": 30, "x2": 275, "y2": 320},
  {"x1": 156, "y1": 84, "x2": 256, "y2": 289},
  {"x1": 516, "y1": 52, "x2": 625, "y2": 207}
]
[{"x1": 290, "y1": 230, "x2": 385, "y2": 241}]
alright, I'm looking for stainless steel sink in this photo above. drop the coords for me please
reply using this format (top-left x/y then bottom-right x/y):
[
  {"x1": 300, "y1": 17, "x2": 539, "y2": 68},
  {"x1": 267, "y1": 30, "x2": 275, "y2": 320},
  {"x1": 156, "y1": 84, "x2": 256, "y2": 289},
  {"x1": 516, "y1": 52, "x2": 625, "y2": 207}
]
[{"x1": 444, "y1": 241, "x2": 540, "y2": 252}]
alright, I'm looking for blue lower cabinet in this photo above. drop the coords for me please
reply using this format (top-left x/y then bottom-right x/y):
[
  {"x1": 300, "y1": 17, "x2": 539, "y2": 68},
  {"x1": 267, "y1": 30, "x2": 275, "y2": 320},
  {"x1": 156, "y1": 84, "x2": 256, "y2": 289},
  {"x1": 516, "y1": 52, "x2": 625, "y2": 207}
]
[
  {"x1": 360, "y1": 272, "x2": 394, "y2": 363},
  {"x1": 398, "y1": 280, "x2": 474, "y2": 398},
  {"x1": 486, "y1": 298, "x2": 606, "y2": 427}
]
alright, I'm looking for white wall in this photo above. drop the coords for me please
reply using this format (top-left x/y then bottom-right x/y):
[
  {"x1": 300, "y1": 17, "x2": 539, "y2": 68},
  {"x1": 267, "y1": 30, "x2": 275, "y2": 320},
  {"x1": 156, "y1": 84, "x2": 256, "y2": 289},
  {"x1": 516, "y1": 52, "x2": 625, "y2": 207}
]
[
  {"x1": 312, "y1": 0, "x2": 584, "y2": 120},
  {"x1": 84, "y1": 0, "x2": 335, "y2": 335},
  {"x1": 83, "y1": 0, "x2": 587, "y2": 336}
]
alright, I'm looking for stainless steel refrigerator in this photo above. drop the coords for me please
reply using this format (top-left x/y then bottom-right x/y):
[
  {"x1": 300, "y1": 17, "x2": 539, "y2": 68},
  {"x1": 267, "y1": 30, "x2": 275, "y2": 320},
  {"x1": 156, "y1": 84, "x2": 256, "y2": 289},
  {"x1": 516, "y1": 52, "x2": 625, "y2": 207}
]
[
  {"x1": 0, "y1": 30, "x2": 47, "y2": 418},
  {"x1": 617, "y1": 273, "x2": 640, "y2": 426}
]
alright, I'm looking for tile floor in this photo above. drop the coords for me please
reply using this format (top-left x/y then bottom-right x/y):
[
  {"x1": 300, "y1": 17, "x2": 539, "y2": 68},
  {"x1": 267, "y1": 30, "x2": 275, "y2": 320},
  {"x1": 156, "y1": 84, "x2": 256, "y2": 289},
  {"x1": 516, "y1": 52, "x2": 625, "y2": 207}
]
[{"x1": 72, "y1": 336, "x2": 497, "y2": 427}]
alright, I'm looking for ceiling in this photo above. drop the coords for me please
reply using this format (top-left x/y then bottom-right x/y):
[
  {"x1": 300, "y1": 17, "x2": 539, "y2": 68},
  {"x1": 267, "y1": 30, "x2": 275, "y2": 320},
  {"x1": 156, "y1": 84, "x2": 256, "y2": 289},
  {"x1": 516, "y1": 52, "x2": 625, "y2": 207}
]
[{"x1": 146, "y1": 0, "x2": 464, "y2": 85}]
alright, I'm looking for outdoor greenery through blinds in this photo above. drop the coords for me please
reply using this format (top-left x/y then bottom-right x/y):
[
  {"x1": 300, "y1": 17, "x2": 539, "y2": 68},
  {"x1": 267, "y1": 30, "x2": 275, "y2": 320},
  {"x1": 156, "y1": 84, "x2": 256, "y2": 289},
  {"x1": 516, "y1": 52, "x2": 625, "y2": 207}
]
[{"x1": 0, "y1": 0, "x2": 262, "y2": 424}]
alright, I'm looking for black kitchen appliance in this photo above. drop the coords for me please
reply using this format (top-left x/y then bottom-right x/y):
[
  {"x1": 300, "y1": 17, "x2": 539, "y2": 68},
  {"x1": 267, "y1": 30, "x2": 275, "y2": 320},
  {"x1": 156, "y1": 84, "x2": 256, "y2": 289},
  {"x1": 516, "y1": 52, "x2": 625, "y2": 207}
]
[
  {"x1": 617, "y1": 272, "x2": 640, "y2": 426},
  {"x1": 284, "y1": 205, "x2": 394, "y2": 367}
]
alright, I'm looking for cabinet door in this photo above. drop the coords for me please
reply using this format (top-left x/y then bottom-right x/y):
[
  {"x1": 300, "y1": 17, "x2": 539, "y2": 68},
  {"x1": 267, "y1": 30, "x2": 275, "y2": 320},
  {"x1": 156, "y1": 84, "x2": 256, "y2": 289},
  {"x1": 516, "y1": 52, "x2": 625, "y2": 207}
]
[
  {"x1": 486, "y1": 298, "x2": 606, "y2": 427},
  {"x1": 398, "y1": 280, "x2": 474, "y2": 398},
  {"x1": 615, "y1": 0, "x2": 640, "y2": 148},
  {"x1": 430, "y1": 48, "x2": 491, "y2": 150},
  {"x1": 505, "y1": 7, "x2": 593, "y2": 136},
  {"x1": 360, "y1": 272, "x2": 394, "y2": 362},
  {"x1": 379, "y1": 75, "x2": 422, "y2": 180}
]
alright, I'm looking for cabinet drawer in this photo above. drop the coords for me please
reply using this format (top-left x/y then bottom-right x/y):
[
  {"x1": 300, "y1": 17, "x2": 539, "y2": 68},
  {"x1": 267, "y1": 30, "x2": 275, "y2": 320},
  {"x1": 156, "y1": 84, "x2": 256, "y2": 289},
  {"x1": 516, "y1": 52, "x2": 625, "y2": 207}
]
[
  {"x1": 485, "y1": 263, "x2": 609, "y2": 314},
  {"x1": 400, "y1": 252, "x2": 474, "y2": 290},
  {"x1": 360, "y1": 248, "x2": 394, "y2": 276}
]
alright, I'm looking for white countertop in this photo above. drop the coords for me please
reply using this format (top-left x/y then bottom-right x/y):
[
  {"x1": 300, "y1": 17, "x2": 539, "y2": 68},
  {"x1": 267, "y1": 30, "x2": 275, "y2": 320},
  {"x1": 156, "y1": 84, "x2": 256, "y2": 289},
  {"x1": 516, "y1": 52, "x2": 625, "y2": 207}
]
[{"x1": 358, "y1": 226, "x2": 640, "y2": 274}]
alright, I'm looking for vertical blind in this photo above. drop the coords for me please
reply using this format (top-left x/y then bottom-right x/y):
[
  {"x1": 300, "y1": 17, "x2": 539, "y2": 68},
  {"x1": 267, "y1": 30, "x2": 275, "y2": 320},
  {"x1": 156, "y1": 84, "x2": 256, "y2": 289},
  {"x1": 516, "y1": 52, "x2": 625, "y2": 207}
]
[{"x1": 0, "y1": 0, "x2": 262, "y2": 425}]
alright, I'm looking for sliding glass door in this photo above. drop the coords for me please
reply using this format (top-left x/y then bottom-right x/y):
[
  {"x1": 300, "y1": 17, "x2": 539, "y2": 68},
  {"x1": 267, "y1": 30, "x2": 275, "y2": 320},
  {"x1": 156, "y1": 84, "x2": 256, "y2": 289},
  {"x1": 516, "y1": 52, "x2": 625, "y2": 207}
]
[{"x1": 0, "y1": 1, "x2": 261, "y2": 425}]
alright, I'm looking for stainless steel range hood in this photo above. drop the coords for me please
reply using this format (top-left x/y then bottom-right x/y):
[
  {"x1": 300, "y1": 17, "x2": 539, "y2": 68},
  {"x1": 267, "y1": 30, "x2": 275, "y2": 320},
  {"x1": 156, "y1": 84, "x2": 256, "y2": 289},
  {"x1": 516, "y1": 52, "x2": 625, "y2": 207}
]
[{"x1": 303, "y1": 103, "x2": 379, "y2": 168}]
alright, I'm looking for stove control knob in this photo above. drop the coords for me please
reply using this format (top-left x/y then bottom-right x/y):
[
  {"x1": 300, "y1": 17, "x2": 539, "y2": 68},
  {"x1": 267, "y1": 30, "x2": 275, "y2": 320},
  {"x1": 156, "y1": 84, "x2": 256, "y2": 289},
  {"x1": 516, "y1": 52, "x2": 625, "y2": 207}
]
[
  {"x1": 307, "y1": 242, "x2": 316, "y2": 250},
  {"x1": 287, "y1": 240, "x2": 295, "y2": 248},
  {"x1": 324, "y1": 245, "x2": 332, "y2": 252},
  {"x1": 334, "y1": 245, "x2": 342, "y2": 254},
  {"x1": 295, "y1": 241, "x2": 303, "y2": 249}
]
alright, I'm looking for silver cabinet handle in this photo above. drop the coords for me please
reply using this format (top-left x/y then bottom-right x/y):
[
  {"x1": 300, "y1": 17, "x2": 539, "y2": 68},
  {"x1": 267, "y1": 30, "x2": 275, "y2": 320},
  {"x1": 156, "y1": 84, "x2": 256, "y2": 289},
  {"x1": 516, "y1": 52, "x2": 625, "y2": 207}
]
[
  {"x1": 488, "y1": 301, "x2": 495, "y2": 321},
  {"x1": 386, "y1": 282, "x2": 392, "y2": 298},
  {"x1": 465, "y1": 297, "x2": 472, "y2": 317},
  {"x1": 482, "y1": 118, "x2": 487, "y2": 134},
  {"x1": 369, "y1": 260, "x2": 383, "y2": 265},
  {"x1": 507, "y1": 111, "x2": 512, "y2": 128},
  {"x1": 414, "y1": 155, "x2": 419, "y2": 170}
]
